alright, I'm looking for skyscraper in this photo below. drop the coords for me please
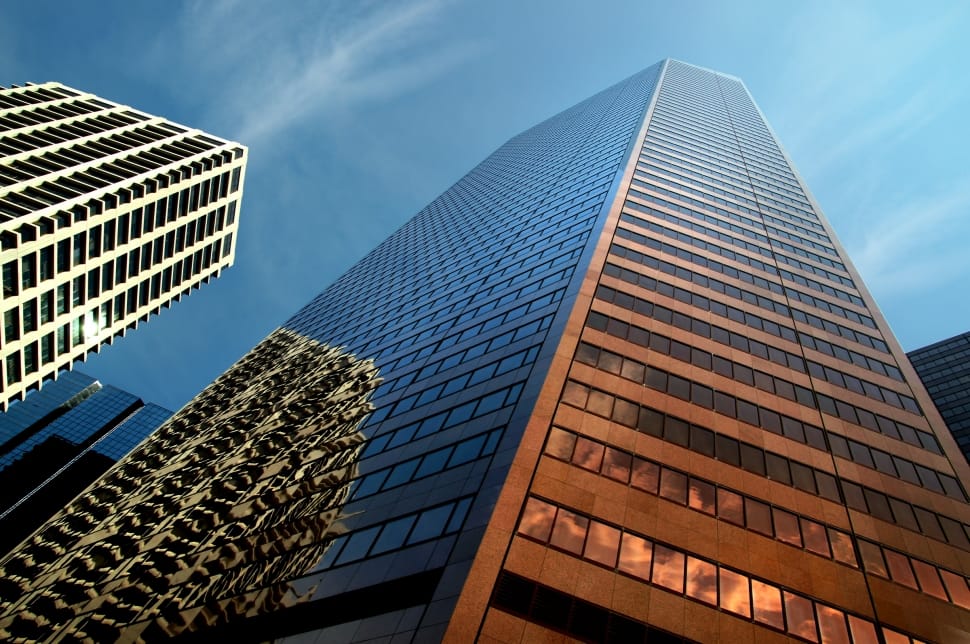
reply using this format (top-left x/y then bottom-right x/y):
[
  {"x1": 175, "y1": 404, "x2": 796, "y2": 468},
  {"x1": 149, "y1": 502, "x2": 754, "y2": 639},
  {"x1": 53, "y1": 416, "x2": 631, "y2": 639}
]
[
  {"x1": 908, "y1": 331, "x2": 970, "y2": 463},
  {"x1": 0, "y1": 370, "x2": 172, "y2": 556},
  {"x1": 2, "y1": 60, "x2": 969, "y2": 643},
  {"x1": 0, "y1": 82, "x2": 247, "y2": 408}
]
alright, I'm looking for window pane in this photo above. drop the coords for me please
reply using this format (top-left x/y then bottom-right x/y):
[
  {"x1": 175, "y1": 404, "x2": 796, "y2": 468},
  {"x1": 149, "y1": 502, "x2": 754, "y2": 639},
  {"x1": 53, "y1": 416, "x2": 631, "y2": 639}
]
[
  {"x1": 719, "y1": 568, "x2": 751, "y2": 618},
  {"x1": 602, "y1": 447, "x2": 632, "y2": 483},
  {"x1": 550, "y1": 509, "x2": 589, "y2": 555},
  {"x1": 717, "y1": 488, "x2": 744, "y2": 525},
  {"x1": 631, "y1": 458, "x2": 660, "y2": 494},
  {"x1": 751, "y1": 580, "x2": 784, "y2": 629},
  {"x1": 587, "y1": 390, "x2": 614, "y2": 417},
  {"x1": 883, "y1": 550, "x2": 917, "y2": 589},
  {"x1": 573, "y1": 436, "x2": 605, "y2": 472},
  {"x1": 816, "y1": 605, "x2": 849, "y2": 644},
  {"x1": 828, "y1": 529, "x2": 857, "y2": 567},
  {"x1": 659, "y1": 468, "x2": 688, "y2": 505},
  {"x1": 370, "y1": 515, "x2": 417, "y2": 554},
  {"x1": 858, "y1": 541, "x2": 886, "y2": 577},
  {"x1": 584, "y1": 521, "x2": 620, "y2": 568},
  {"x1": 519, "y1": 497, "x2": 556, "y2": 542},
  {"x1": 545, "y1": 427, "x2": 576, "y2": 460},
  {"x1": 652, "y1": 545, "x2": 685, "y2": 593},
  {"x1": 940, "y1": 569, "x2": 970, "y2": 609},
  {"x1": 685, "y1": 557, "x2": 717, "y2": 605},
  {"x1": 847, "y1": 615, "x2": 879, "y2": 644},
  {"x1": 618, "y1": 533, "x2": 653, "y2": 581},
  {"x1": 910, "y1": 560, "x2": 946, "y2": 601},
  {"x1": 688, "y1": 478, "x2": 716, "y2": 514},
  {"x1": 773, "y1": 510, "x2": 802, "y2": 547},
  {"x1": 801, "y1": 519, "x2": 830, "y2": 557},
  {"x1": 784, "y1": 591, "x2": 818, "y2": 642},
  {"x1": 745, "y1": 498, "x2": 773, "y2": 536}
]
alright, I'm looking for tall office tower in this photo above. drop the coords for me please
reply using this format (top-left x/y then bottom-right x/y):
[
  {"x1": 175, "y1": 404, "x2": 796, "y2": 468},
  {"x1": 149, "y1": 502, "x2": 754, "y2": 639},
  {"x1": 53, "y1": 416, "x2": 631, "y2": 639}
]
[
  {"x1": 0, "y1": 370, "x2": 171, "y2": 555},
  {"x1": 909, "y1": 332, "x2": 970, "y2": 463},
  {"x1": 2, "y1": 60, "x2": 969, "y2": 643},
  {"x1": 0, "y1": 82, "x2": 247, "y2": 408}
]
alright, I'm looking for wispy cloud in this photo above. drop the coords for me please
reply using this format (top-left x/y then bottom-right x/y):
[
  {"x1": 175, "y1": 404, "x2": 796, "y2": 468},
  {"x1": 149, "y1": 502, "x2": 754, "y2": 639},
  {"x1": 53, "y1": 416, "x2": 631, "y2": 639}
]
[
  {"x1": 849, "y1": 184, "x2": 970, "y2": 298},
  {"x1": 151, "y1": 0, "x2": 478, "y2": 148}
]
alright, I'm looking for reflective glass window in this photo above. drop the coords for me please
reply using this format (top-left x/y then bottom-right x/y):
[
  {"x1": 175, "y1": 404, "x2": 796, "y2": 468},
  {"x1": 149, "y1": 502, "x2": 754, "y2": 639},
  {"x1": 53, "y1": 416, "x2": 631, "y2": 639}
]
[
  {"x1": 652, "y1": 545, "x2": 685, "y2": 593},
  {"x1": 550, "y1": 509, "x2": 589, "y2": 555},
  {"x1": 719, "y1": 568, "x2": 751, "y2": 618},
  {"x1": 583, "y1": 521, "x2": 620, "y2": 568},
  {"x1": 618, "y1": 533, "x2": 653, "y2": 581}
]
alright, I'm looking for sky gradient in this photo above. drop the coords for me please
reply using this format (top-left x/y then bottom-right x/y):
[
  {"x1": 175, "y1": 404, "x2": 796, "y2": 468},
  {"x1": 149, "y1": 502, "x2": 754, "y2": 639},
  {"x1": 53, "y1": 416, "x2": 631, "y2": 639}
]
[{"x1": 2, "y1": 0, "x2": 968, "y2": 411}]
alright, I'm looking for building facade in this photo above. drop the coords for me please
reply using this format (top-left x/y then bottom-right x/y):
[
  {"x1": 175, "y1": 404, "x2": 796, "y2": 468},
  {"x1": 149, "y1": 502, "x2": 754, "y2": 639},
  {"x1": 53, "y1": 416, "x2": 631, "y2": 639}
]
[
  {"x1": 909, "y1": 332, "x2": 970, "y2": 464},
  {"x1": 0, "y1": 370, "x2": 171, "y2": 556},
  {"x1": 0, "y1": 82, "x2": 246, "y2": 407},
  {"x1": 2, "y1": 60, "x2": 969, "y2": 643}
]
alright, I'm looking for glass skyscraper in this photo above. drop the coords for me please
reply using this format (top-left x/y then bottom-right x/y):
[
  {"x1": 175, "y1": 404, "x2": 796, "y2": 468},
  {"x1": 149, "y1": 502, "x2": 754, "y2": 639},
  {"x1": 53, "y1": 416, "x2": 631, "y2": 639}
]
[
  {"x1": 0, "y1": 370, "x2": 172, "y2": 556},
  {"x1": 2, "y1": 60, "x2": 969, "y2": 643}
]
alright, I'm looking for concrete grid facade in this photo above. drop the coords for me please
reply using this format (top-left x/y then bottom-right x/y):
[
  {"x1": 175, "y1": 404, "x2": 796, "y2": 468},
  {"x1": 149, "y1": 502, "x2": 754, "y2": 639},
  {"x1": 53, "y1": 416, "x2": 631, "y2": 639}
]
[
  {"x1": 0, "y1": 82, "x2": 246, "y2": 407},
  {"x1": 1, "y1": 60, "x2": 969, "y2": 643}
]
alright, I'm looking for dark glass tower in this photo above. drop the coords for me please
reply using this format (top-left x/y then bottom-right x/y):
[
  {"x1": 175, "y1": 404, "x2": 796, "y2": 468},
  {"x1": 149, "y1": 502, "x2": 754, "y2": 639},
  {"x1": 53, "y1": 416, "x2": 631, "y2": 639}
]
[
  {"x1": 908, "y1": 332, "x2": 970, "y2": 463},
  {"x1": 0, "y1": 371, "x2": 171, "y2": 555},
  {"x1": 2, "y1": 60, "x2": 969, "y2": 644}
]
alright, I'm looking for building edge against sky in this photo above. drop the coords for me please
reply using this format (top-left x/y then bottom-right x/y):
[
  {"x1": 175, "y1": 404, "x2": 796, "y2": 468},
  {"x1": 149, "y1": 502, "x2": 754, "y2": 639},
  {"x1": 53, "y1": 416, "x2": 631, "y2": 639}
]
[
  {"x1": 1, "y1": 60, "x2": 969, "y2": 643},
  {"x1": 0, "y1": 82, "x2": 247, "y2": 408},
  {"x1": 908, "y1": 332, "x2": 970, "y2": 465}
]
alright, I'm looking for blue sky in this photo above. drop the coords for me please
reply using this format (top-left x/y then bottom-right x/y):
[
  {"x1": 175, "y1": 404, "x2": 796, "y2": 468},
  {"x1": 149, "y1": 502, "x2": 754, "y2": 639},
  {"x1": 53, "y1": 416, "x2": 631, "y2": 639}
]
[{"x1": 2, "y1": 0, "x2": 968, "y2": 411}]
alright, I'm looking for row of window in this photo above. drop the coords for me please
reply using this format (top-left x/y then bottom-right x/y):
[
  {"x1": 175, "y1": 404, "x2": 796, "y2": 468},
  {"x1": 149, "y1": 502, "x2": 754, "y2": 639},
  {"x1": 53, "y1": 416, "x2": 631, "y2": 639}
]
[
  {"x1": 380, "y1": 344, "x2": 539, "y2": 420},
  {"x1": 633, "y1": 173, "x2": 837, "y2": 259},
  {"x1": 648, "y1": 114, "x2": 799, "y2": 188},
  {"x1": 572, "y1": 342, "x2": 957, "y2": 499},
  {"x1": 4, "y1": 201, "x2": 232, "y2": 306},
  {"x1": 0, "y1": 85, "x2": 81, "y2": 112},
  {"x1": 380, "y1": 315, "x2": 552, "y2": 397},
  {"x1": 3, "y1": 239, "x2": 228, "y2": 385},
  {"x1": 517, "y1": 497, "x2": 920, "y2": 644},
  {"x1": 375, "y1": 285, "x2": 564, "y2": 374},
  {"x1": 558, "y1": 378, "x2": 970, "y2": 551},
  {"x1": 0, "y1": 110, "x2": 147, "y2": 161},
  {"x1": 611, "y1": 235, "x2": 876, "y2": 332},
  {"x1": 349, "y1": 428, "x2": 503, "y2": 503},
  {"x1": 615, "y1": 223, "x2": 863, "y2": 311},
  {"x1": 0, "y1": 134, "x2": 231, "y2": 223},
  {"x1": 652, "y1": 90, "x2": 802, "y2": 187},
  {"x1": 642, "y1": 128, "x2": 812, "y2": 219},
  {"x1": 585, "y1": 310, "x2": 934, "y2": 453},
  {"x1": 364, "y1": 380, "x2": 526, "y2": 454},
  {"x1": 491, "y1": 570, "x2": 689, "y2": 643},
  {"x1": 320, "y1": 197, "x2": 592, "y2": 353},
  {"x1": 601, "y1": 257, "x2": 890, "y2": 372},
  {"x1": 624, "y1": 195, "x2": 852, "y2": 289},
  {"x1": 544, "y1": 426, "x2": 970, "y2": 610},
  {"x1": 314, "y1": 496, "x2": 473, "y2": 571},
  {"x1": 641, "y1": 141, "x2": 818, "y2": 230},
  {"x1": 636, "y1": 153, "x2": 818, "y2": 232},
  {"x1": 636, "y1": 163, "x2": 825, "y2": 256}
]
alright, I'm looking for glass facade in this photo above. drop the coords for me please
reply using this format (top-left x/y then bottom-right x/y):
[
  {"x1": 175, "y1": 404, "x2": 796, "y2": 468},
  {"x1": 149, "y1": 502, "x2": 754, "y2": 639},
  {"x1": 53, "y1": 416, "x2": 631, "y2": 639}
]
[
  {"x1": 0, "y1": 371, "x2": 171, "y2": 555},
  {"x1": 909, "y1": 331, "x2": 970, "y2": 463},
  {"x1": 1, "y1": 60, "x2": 968, "y2": 643}
]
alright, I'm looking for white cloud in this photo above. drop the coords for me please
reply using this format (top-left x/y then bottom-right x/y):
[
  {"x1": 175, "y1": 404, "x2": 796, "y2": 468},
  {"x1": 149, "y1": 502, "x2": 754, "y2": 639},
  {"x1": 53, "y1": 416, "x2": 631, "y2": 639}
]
[
  {"x1": 152, "y1": 0, "x2": 479, "y2": 147},
  {"x1": 849, "y1": 184, "x2": 970, "y2": 298}
]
